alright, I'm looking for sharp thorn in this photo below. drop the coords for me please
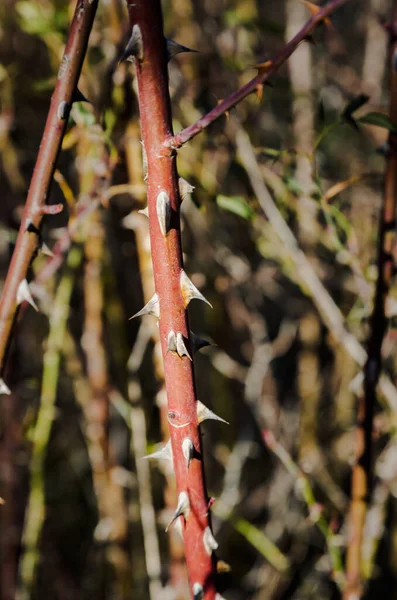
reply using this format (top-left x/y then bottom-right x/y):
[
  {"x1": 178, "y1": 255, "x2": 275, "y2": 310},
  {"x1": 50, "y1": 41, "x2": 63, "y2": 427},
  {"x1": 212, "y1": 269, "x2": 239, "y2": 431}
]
[
  {"x1": 73, "y1": 88, "x2": 91, "y2": 104},
  {"x1": 129, "y1": 293, "x2": 159, "y2": 319},
  {"x1": 178, "y1": 177, "x2": 195, "y2": 201},
  {"x1": 0, "y1": 379, "x2": 11, "y2": 395},
  {"x1": 180, "y1": 270, "x2": 212, "y2": 308},
  {"x1": 166, "y1": 38, "x2": 198, "y2": 62},
  {"x1": 138, "y1": 206, "x2": 149, "y2": 218},
  {"x1": 192, "y1": 583, "x2": 204, "y2": 600},
  {"x1": 142, "y1": 439, "x2": 173, "y2": 461},
  {"x1": 40, "y1": 241, "x2": 54, "y2": 258},
  {"x1": 173, "y1": 517, "x2": 184, "y2": 538},
  {"x1": 216, "y1": 560, "x2": 232, "y2": 574},
  {"x1": 197, "y1": 400, "x2": 228, "y2": 425},
  {"x1": 203, "y1": 527, "x2": 219, "y2": 555},
  {"x1": 167, "y1": 330, "x2": 177, "y2": 353},
  {"x1": 120, "y1": 24, "x2": 144, "y2": 63},
  {"x1": 191, "y1": 330, "x2": 212, "y2": 353},
  {"x1": 25, "y1": 220, "x2": 40, "y2": 236},
  {"x1": 182, "y1": 437, "x2": 194, "y2": 469},
  {"x1": 156, "y1": 191, "x2": 172, "y2": 236},
  {"x1": 166, "y1": 491, "x2": 190, "y2": 532},
  {"x1": 176, "y1": 333, "x2": 192, "y2": 360},
  {"x1": 57, "y1": 100, "x2": 69, "y2": 120},
  {"x1": 17, "y1": 279, "x2": 38, "y2": 311}
]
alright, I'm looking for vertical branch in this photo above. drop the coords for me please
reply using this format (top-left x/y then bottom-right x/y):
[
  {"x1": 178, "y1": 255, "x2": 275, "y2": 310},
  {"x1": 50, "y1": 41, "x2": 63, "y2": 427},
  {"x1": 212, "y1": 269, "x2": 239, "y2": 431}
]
[
  {"x1": 124, "y1": 127, "x2": 188, "y2": 598},
  {"x1": 0, "y1": 0, "x2": 98, "y2": 385},
  {"x1": 124, "y1": 1, "x2": 220, "y2": 597},
  {"x1": 344, "y1": 4, "x2": 397, "y2": 597}
]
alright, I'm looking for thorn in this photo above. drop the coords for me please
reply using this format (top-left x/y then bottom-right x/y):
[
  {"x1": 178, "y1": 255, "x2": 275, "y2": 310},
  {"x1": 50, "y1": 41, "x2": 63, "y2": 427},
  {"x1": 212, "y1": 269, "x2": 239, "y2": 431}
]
[
  {"x1": 182, "y1": 437, "x2": 194, "y2": 468},
  {"x1": 190, "y1": 331, "x2": 212, "y2": 353},
  {"x1": 180, "y1": 270, "x2": 212, "y2": 308},
  {"x1": 25, "y1": 221, "x2": 40, "y2": 236},
  {"x1": 178, "y1": 177, "x2": 195, "y2": 200},
  {"x1": 40, "y1": 241, "x2": 54, "y2": 258},
  {"x1": 142, "y1": 439, "x2": 173, "y2": 461},
  {"x1": 73, "y1": 88, "x2": 90, "y2": 104},
  {"x1": 176, "y1": 333, "x2": 192, "y2": 360},
  {"x1": 251, "y1": 59, "x2": 273, "y2": 78},
  {"x1": 166, "y1": 491, "x2": 190, "y2": 532},
  {"x1": 156, "y1": 191, "x2": 172, "y2": 236},
  {"x1": 129, "y1": 293, "x2": 159, "y2": 319},
  {"x1": 197, "y1": 400, "x2": 228, "y2": 425},
  {"x1": 39, "y1": 203, "x2": 64, "y2": 216},
  {"x1": 203, "y1": 526, "x2": 219, "y2": 556},
  {"x1": 167, "y1": 330, "x2": 177, "y2": 353},
  {"x1": 166, "y1": 38, "x2": 198, "y2": 62},
  {"x1": 304, "y1": 34, "x2": 317, "y2": 46},
  {"x1": 216, "y1": 560, "x2": 232, "y2": 574},
  {"x1": 138, "y1": 206, "x2": 149, "y2": 218},
  {"x1": 255, "y1": 83, "x2": 264, "y2": 102},
  {"x1": 17, "y1": 279, "x2": 38, "y2": 311},
  {"x1": 120, "y1": 24, "x2": 144, "y2": 63},
  {"x1": 301, "y1": 1, "x2": 332, "y2": 27},
  {"x1": 57, "y1": 100, "x2": 69, "y2": 120},
  {"x1": 0, "y1": 379, "x2": 11, "y2": 395},
  {"x1": 173, "y1": 517, "x2": 184, "y2": 538},
  {"x1": 192, "y1": 583, "x2": 204, "y2": 600}
]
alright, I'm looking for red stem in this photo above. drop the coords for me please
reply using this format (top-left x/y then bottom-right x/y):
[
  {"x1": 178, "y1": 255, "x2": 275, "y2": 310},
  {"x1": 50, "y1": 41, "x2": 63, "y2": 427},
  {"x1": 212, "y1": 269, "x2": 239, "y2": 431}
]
[
  {"x1": 0, "y1": 0, "x2": 98, "y2": 378},
  {"x1": 166, "y1": 0, "x2": 350, "y2": 149},
  {"x1": 125, "y1": 1, "x2": 217, "y2": 598}
]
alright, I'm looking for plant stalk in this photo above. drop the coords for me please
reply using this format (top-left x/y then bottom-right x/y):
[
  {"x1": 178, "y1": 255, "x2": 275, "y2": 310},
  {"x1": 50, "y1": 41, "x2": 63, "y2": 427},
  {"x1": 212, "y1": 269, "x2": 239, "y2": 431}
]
[
  {"x1": 344, "y1": 5, "x2": 397, "y2": 598},
  {"x1": 0, "y1": 0, "x2": 98, "y2": 382},
  {"x1": 125, "y1": 1, "x2": 217, "y2": 597}
]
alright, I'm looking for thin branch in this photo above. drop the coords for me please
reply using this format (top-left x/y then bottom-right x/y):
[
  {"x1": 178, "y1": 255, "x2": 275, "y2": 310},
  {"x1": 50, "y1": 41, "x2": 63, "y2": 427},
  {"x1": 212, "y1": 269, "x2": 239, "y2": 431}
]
[
  {"x1": 0, "y1": 0, "x2": 98, "y2": 382},
  {"x1": 233, "y1": 120, "x2": 397, "y2": 411},
  {"x1": 344, "y1": 4, "x2": 397, "y2": 597},
  {"x1": 166, "y1": 0, "x2": 350, "y2": 150}
]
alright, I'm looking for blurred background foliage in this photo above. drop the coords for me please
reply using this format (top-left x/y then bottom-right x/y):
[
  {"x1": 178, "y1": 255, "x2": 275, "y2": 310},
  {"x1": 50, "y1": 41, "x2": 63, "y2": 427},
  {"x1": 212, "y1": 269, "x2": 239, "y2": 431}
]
[{"x1": 0, "y1": 0, "x2": 396, "y2": 598}]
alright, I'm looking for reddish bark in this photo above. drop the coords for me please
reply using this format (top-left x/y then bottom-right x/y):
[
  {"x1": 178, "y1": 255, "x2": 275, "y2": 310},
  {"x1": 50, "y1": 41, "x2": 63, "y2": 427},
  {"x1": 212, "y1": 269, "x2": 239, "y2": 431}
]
[
  {"x1": 125, "y1": 1, "x2": 217, "y2": 597},
  {"x1": 0, "y1": 0, "x2": 98, "y2": 380}
]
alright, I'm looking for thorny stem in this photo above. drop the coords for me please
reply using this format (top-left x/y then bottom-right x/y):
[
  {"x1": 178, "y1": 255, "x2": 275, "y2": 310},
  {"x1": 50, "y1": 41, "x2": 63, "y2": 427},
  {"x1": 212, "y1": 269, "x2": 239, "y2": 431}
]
[
  {"x1": 166, "y1": 0, "x2": 350, "y2": 150},
  {"x1": 125, "y1": 1, "x2": 218, "y2": 597},
  {"x1": 0, "y1": 0, "x2": 98, "y2": 381},
  {"x1": 344, "y1": 4, "x2": 397, "y2": 598}
]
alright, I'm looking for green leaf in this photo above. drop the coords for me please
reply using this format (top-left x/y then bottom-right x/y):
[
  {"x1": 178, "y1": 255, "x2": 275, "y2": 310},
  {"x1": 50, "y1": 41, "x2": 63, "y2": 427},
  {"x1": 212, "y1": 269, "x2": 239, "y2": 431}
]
[
  {"x1": 358, "y1": 112, "x2": 397, "y2": 132},
  {"x1": 216, "y1": 195, "x2": 254, "y2": 220}
]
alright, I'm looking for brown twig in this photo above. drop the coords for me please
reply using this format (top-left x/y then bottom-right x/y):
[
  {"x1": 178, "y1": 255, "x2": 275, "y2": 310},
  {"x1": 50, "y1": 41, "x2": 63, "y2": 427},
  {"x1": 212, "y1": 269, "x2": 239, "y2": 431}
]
[
  {"x1": 0, "y1": 0, "x2": 98, "y2": 386},
  {"x1": 166, "y1": 0, "x2": 350, "y2": 150},
  {"x1": 344, "y1": 4, "x2": 397, "y2": 597}
]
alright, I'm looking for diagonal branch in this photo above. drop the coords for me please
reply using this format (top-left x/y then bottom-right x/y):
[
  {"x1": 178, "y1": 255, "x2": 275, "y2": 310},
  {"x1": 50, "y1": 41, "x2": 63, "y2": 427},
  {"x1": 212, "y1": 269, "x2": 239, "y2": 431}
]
[
  {"x1": 166, "y1": 0, "x2": 350, "y2": 150},
  {"x1": 0, "y1": 0, "x2": 98, "y2": 386}
]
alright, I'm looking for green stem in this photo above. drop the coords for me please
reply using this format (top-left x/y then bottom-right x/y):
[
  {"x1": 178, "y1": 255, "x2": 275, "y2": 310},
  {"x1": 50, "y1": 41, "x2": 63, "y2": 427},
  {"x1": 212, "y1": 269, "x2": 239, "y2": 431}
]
[{"x1": 16, "y1": 247, "x2": 82, "y2": 600}]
